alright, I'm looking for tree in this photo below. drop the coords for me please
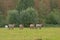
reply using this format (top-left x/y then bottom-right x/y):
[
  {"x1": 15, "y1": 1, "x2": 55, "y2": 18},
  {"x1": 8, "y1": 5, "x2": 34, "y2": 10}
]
[
  {"x1": 35, "y1": 0, "x2": 50, "y2": 24},
  {"x1": 19, "y1": 7, "x2": 39, "y2": 27},
  {"x1": 50, "y1": 0, "x2": 58, "y2": 10},
  {"x1": 7, "y1": 10, "x2": 20, "y2": 24},
  {"x1": 16, "y1": 0, "x2": 34, "y2": 13},
  {"x1": 0, "y1": 15, "x2": 5, "y2": 27},
  {"x1": 0, "y1": 0, "x2": 18, "y2": 25},
  {"x1": 45, "y1": 9, "x2": 60, "y2": 24}
]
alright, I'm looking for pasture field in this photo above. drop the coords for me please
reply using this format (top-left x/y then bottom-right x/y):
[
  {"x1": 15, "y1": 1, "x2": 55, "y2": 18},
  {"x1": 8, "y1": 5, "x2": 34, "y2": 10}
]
[{"x1": 0, "y1": 27, "x2": 60, "y2": 40}]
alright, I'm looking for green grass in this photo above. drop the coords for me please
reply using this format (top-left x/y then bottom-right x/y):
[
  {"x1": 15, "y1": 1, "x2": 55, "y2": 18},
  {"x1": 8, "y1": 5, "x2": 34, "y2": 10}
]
[{"x1": 0, "y1": 27, "x2": 60, "y2": 40}]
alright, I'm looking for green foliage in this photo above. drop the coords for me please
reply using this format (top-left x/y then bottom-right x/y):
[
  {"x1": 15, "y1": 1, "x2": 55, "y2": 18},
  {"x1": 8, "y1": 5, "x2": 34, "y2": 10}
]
[
  {"x1": 45, "y1": 9, "x2": 60, "y2": 24},
  {"x1": 7, "y1": 8, "x2": 39, "y2": 27},
  {"x1": 19, "y1": 7, "x2": 39, "y2": 27},
  {"x1": 17, "y1": 0, "x2": 34, "y2": 13},
  {"x1": 0, "y1": 15, "x2": 5, "y2": 27},
  {"x1": 6, "y1": 9, "x2": 60, "y2": 27},
  {"x1": 38, "y1": 1, "x2": 50, "y2": 24},
  {"x1": 50, "y1": 0, "x2": 58, "y2": 10},
  {"x1": 7, "y1": 10, "x2": 20, "y2": 24}
]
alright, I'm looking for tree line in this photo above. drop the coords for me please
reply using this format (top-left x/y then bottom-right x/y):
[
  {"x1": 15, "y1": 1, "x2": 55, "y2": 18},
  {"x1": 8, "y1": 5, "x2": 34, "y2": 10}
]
[{"x1": 0, "y1": 0, "x2": 60, "y2": 27}]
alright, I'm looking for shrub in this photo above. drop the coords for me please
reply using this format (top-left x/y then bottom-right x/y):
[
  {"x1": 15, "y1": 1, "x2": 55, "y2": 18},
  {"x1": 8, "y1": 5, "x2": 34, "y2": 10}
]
[
  {"x1": 19, "y1": 7, "x2": 39, "y2": 27},
  {"x1": 0, "y1": 15, "x2": 5, "y2": 27},
  {"x1": 7, "y1": 10, "x2": 20, "y2": 25},
  {"x1": 45, "y1": 9, "x2": 60, "y2": 24}
]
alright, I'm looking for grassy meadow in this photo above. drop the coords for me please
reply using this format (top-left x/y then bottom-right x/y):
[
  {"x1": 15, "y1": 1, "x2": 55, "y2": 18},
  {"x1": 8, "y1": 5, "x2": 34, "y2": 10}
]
[{"x1": 0, "y1": 27, "x2": 60, "y2": 40}]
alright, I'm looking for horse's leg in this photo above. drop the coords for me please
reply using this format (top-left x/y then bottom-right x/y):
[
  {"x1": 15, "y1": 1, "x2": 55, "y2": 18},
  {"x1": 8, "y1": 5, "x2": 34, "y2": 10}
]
[
  {"x1": 12, "y1": 26, "x2": 14, "y2": 29},
  {"x1": 9, "y1": 27, "x2": 11, "y2": 30}
]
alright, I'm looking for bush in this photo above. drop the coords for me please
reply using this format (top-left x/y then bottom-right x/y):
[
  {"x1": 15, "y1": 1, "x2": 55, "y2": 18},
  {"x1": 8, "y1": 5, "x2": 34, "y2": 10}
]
[
  {"x1": 45, "y1": 9, "x2": 60, "y2": 24},
  {"x1": 19, "y1": 7, "x2": 39, "y2": 27},
  {"x1": 7, "y1": 10, "x2": 20, "y2": 25},
  {"x1": 0, "y1": 15, "x2": 5, "y2": 27}
]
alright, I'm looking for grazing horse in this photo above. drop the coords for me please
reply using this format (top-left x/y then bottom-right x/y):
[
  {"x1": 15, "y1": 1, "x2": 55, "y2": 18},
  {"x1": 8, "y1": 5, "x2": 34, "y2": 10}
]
[
  {"x1": 30, "y1": 24, "x2": 35, "y2": 29},
  {"x1": 19, "y1": 24, "x2": 24, "y2": 29},
  {"x1": 36, "y1": 24, "x2": 43, "y2": 29},
  {"x1": 8, "y1": 24, "x2": 15, "y2": 29}
]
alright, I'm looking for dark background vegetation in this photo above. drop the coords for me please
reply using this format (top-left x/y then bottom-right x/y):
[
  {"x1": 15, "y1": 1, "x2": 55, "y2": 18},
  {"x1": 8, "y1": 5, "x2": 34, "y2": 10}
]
[{"x1": 0, "y1": 0, "x2": 60, "y2": 27}]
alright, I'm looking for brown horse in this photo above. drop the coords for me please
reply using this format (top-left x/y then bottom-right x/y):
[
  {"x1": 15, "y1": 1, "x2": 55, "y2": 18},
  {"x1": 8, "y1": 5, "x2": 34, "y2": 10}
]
[
  {"x1": 30, "y1": 24, "x2": 35, "y2": 29},
  {"x1": 19, "y1": 24, "x2": 24, "y2": 29}
]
